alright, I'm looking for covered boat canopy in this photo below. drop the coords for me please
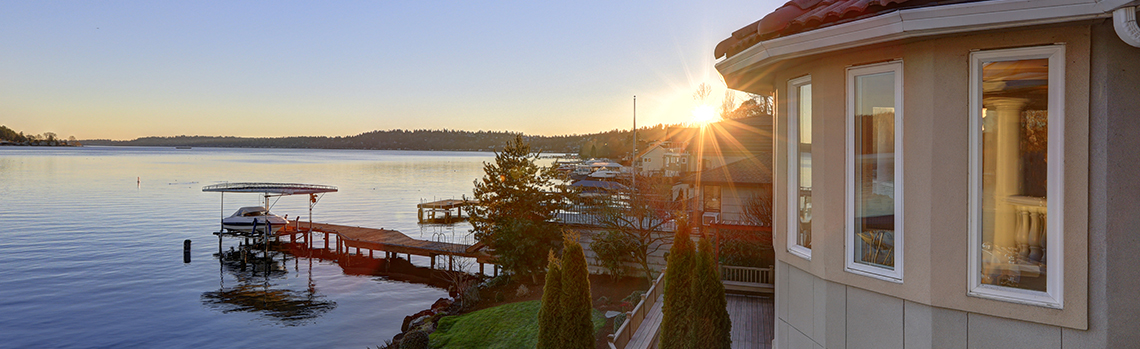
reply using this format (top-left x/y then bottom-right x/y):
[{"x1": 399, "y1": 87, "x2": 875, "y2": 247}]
[{"x1": 202, "y1": 182, "x2": 338, "y2": 196}]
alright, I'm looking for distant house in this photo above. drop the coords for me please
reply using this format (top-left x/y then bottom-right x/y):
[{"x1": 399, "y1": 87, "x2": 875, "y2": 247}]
[
  {"x1": 715, "y1": 0, "x2": 1140, "y2": 347},
  {"x1": 636, "y1": 141, "x2": 691, "y2": 177},
  {"x1": 678, "y1": 154, "x2": 773, "y2": 228}
]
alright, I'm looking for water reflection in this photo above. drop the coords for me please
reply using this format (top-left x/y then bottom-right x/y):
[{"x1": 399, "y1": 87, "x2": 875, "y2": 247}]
[{"x1": 202, "y1": 242, "x2": 336, "y2": 326}]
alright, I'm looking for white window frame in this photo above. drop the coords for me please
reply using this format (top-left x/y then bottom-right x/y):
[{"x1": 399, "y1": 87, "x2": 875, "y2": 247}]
[
  {"x1": 845, "y1": 61, "x2": 904, "y2": 282},
  {"x1": 787, "y1": 75, "x2": 812, "y2": 260},
  {"x1": 967, "y1": 45, "x2": 1065, "y2": 308}
]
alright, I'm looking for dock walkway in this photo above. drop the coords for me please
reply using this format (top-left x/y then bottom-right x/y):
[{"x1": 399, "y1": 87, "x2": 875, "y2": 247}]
[{"x1": 281, "y1": 222, "x2": 494, "y2": 266}]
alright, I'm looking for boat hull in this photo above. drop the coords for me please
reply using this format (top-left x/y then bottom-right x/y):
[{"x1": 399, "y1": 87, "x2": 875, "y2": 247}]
[{"x1": 221, "y1": 216, "x2": 287, "y2": 234}]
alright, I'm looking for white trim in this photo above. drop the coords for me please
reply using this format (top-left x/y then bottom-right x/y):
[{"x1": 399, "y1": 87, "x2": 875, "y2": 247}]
[
  {"x1": 715, "y1": 0, "x2": 1117, "y2": 78},
  {"x1": 1114, "y1": 6, "x2": 1140, "y2": 47},
  {"x1": 787, "y1": 75, "x2": 812, "y2": 260},
  {"x1": 967, "y1": 45, "x2": 1065, "y2": 309},
  {"x1": 845, "y1": 61, "x2": 905, "y2": 282}
]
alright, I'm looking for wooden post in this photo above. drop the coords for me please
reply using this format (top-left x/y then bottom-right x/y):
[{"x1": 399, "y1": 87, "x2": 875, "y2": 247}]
[
  {"x1": 430, "y1": 255, "x2": 436, "y2": 270},
  {"x1": 324, "y1": 232, "x2": 330, "y2": 250},
  {"x1": 479, "y1": 262, "x2": 485, "y2": 276},
  {"x1": 369, "y1": 249, "x2": 374, "y2": 258},
  {"x1": 448, "y1": 255, "x2": 453, "y2": 272}
]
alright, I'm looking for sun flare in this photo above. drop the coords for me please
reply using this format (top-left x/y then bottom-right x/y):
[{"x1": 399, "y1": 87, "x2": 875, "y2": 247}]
[{"x1": 690, "y1": 104, "x2": 719, "y2": 125}]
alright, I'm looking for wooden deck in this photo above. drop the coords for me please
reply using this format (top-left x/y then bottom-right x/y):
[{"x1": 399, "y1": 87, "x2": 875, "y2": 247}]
[
  {"x1": 280, "y1": 222, "x2": 493, "y2": 264},
  {"x1": 727, "y1": 294, "x2": 774, "y2": 349},
  {"x1": 626, "y1": 294, "x2": 664, "y2": 349}
]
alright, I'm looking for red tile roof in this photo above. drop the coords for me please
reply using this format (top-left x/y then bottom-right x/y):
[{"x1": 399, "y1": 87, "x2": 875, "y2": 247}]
[{"x1": 714, "y1": 0, "x2": 983, "y2": 59}]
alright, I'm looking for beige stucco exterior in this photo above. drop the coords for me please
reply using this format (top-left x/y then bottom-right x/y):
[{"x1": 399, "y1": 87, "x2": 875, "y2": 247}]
[{"x1": 714, "y1": 15, "x2": 1140, "y2": 346}]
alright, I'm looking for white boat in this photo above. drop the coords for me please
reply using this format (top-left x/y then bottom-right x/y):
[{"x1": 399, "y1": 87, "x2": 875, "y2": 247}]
[
  {"x1": 589, "y1": 169, "x2": 622, "y2": 179},
  {"x1": 222, "y1": 206, "x2": 287, "y2": 233}
]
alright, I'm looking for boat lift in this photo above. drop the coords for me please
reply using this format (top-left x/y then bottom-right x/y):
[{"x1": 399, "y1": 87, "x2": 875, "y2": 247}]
[{"x1": 202, "y1": 182, "x2": 338, "y2": 254}]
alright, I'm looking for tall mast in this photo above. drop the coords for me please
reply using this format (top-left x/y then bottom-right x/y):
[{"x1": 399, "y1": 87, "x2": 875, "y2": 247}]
[{"x1": 632, "y1": 95, "x2": 637, "y2": 190}]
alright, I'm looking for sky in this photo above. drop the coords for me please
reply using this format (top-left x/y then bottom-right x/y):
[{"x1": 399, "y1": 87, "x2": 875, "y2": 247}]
[{"x1": 1, "y1": 1, "x2": 782, "y2": 140}]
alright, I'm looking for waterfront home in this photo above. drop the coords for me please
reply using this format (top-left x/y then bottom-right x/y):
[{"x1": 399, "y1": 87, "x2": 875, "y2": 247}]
[
  {"x1": 714, "y1": 0, "x2": 1140, "y2": 347},
  {"x1": 636, "y1": 140, "x2": 692, "y2": 177}
]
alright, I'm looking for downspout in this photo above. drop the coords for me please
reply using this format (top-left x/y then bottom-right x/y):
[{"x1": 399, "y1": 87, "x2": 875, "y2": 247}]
[{"x1": 1113, "y1": 6, "x2": 1140, "y2": 48}]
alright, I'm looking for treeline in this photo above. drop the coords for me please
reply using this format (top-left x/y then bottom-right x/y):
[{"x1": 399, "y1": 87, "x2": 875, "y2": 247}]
[
  {"x1": 82, "y1": 129, "x2": 588, "y2": 153},
  {"x1": 0, "y1": 125, "x2": 78, "y2": 146}
]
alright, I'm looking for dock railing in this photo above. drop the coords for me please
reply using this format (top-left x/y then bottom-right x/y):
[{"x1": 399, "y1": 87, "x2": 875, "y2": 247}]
[
  {"x1": 720, "y1": 265, "x2": 774, "y2": 294},
  {"x1": 608, "y1": 269, "x2": 666, "y2": 349}
]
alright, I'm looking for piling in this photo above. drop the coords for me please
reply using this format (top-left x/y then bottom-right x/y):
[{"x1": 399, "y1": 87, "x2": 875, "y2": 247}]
[{"x1": 183, "y1": 239, "x2": 192, "y2": 263}]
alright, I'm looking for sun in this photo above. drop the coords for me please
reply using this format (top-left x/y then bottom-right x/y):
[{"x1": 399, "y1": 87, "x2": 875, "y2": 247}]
[{"x1": 690, "y1": 104, "x2": 719, "y2": 125}]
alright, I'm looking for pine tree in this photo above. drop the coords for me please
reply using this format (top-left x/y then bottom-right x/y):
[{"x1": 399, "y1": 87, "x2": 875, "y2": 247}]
[
  {"x1": 693, "y1": 235, "x2": 732, "y2": 348},
  {"x1": 468, "y1": 135, "x2": 568, "y2": 280},
  {"x1": 537, "y1": 250, "x2": 563, "y2": 349},
  {"x1": 660, "y1": 216, "x2": 696, "y2": 349},
  {"x1": 559, "y1": 231, "x2": 595, "y2": 349}
]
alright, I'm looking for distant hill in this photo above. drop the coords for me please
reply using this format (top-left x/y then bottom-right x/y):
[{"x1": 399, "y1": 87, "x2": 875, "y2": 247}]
[{"x1": 82, "y1": 129, "x2": 602, "y2": 154}]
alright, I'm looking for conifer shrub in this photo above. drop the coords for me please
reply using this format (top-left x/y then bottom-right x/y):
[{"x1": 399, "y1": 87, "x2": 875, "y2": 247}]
[
  {"x1": 694, "y1": 235, "x2": 732, "y2": 348},
  {"x1": 537, "y1": 250, "x2": 563, "y2": 349},
  {"x1": 398, "y1": 330, "x2": 429, "y2": 349},
  {"x1": 559, "y1": 230, "x2": 595, "y2": 349},
  {"x1": 660, "y1": 216, "x2": 696, "y2": 349}
]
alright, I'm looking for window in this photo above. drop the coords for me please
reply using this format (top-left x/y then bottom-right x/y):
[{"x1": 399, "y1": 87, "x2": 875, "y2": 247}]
[
  {"x1": 968, "y1": 45, "x2": 1064, "y2": 308},
  {"x1": 787, "y1": 75, "x2": 813, "y2": 259},
  {"x1": 704, "y1": 186, "x2": 722, "y2": 212},
  {"x1": 846, "y1": 61, "x2": 904, "y2": 281}
]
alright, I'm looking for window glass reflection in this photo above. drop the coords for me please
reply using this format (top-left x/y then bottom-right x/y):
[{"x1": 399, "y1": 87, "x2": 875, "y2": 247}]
[{"x1": 980, "y1": 59, "x2": 1049, "y2": 291}]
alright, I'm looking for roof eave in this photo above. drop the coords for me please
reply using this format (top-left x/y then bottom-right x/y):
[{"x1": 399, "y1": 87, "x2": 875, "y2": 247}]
[{"x1": 716, "y1": 0, "x2": 1124, "y2": 90}]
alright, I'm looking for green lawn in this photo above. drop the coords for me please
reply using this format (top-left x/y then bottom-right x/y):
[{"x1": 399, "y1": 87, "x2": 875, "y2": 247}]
[{"x1": 429, "y1": 300, "x2": 605, "y2": 348}]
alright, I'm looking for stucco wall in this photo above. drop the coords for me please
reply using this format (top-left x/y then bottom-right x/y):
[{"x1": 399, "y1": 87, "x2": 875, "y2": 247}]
[{"x1": 752, "y1": 21, "x2": 1096, "y2": 338}]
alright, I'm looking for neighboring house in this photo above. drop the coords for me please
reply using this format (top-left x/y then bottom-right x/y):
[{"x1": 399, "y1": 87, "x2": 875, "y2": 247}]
[
  {"x1": 715, "y1": 0, "x2": 1139, "y2": 348},
  {"x1": 679, "y1": 154, "x2": 773, "y2": 227},
  {"x1": 637, "y1": 140, "x2": 692, "y2": 177}
]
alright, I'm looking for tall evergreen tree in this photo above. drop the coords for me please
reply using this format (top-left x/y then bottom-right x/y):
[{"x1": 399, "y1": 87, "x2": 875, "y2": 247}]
[
  {"x1": 660, "y1": 216, "x2": 696, "y2": 349},
  {"x1": 537, "y1": 250, "x2": 563, "y2": 349},
  {"x1": 693, "y1": 235, "x2": 732, "y2": 348},
  {"x1": 469, "y1": 135, "x2": 568, "y2": 280},
  {"x1": 559, "y1": 231, "x2": 595, "y2": 349}
]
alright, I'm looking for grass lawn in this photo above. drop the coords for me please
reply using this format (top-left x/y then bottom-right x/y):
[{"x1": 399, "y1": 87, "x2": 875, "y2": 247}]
[{"x1": 429, "y1": 300, "x2": 605, "y2": 348}]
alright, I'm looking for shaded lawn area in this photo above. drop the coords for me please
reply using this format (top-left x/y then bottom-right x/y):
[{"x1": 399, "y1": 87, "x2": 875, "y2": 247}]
[{"x1": 430, "y1": 300, "x2": 605, "y2": 348}]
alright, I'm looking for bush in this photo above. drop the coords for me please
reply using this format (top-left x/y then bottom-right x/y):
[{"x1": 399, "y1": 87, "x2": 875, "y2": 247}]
[
  {"x1": 560, "y1": 231, "x2": 595, "y2": 349},
  {"x1": 589, "y1": 229, "x2": 638, "y2": 280},
  {"x1": 537, "y1": 251, "x2": 563, "y2": 349},
  {"x1": 399, "y1": 330, "x2": 429, "y2": 349},
  {"x1": 693, "y1": 235, "x2": 732, "y2": 348},
  {"x1": 660, "y1": 216, "x2": 696, "y2": 349},
  {"x1": 459, "y1": 285, "x2": 481, "y2": 312},
  {"x1": 613, "y1": 312, "x2": 628, "y2": 333}
]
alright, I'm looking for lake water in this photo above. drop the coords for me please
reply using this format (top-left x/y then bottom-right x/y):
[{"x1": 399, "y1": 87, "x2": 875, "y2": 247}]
[{"x1": 0, "y1": 146, "x2": 501, "y2": 348}]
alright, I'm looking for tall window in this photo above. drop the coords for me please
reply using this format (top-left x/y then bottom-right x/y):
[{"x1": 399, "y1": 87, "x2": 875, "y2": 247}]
[
  {"x1": 787, "y1": 75, "x2": 812, "y2": 259},
  {"x1": 846, "y1": 61, "x2": 904, "y2": 281},
  {"x1": 968, "y1": 45, "x2": 1064, "y2": 308}
]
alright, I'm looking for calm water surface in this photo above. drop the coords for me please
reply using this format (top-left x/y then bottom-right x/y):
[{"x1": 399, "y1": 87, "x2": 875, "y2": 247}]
[{"x1": 0, "y1": 146, "x2": 498, "y2": 348}]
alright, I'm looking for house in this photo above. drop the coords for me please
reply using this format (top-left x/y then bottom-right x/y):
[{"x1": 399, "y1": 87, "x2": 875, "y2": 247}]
[
  {"x1": 714, "y1": 0, "x2": 1140, "y2": 348},
  {"x1": 679, "y1": 154, "x2": 774, "y2": 227},
  {"x1": 636, "y1": 140, "x2": 692, "y2": 177}
]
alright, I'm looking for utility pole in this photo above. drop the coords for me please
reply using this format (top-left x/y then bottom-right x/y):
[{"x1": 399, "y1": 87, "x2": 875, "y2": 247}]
[{"x1": 632, "y1": 95, "x2": 637, "y2": 190}]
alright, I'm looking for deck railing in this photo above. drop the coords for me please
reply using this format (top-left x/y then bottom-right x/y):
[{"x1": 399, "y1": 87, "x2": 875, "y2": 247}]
[
  {"x1": 720, "y1": 265, "x2": 774, "y2": 293},
  {"x1": 608, "y1": 269, "x2": 666, "y2": 349}
]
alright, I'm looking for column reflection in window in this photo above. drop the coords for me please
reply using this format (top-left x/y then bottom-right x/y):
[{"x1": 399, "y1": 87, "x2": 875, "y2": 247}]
[{"x1": 980, "y1": 58, "x2": 1049, "y2": 292}]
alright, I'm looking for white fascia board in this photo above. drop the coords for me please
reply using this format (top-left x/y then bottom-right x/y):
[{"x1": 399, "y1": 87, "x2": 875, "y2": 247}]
[{"x1": 716, "y1": 0, "x2": 1115, "y2": 78}]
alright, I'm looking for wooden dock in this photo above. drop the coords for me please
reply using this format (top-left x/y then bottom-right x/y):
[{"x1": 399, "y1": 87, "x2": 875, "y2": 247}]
[
  {"x1": 279, "y1": 221, "x2": 495, "y2": 273},
  {"x1": 417, "y1": 199, "x2": 475, "y2": 223}
]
